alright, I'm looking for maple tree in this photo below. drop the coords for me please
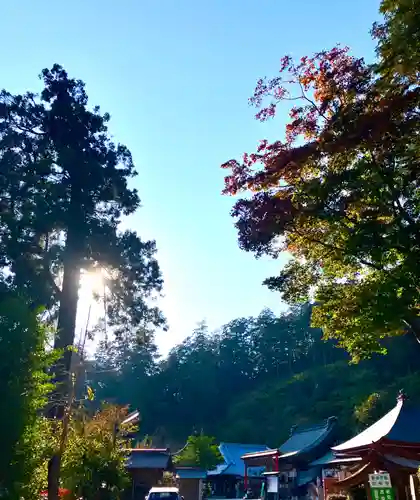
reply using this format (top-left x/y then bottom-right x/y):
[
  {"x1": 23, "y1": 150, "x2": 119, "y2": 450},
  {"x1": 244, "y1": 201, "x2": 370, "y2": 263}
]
[{"x1": 222, "y1": 0, "x2": 420, "y2": 360}]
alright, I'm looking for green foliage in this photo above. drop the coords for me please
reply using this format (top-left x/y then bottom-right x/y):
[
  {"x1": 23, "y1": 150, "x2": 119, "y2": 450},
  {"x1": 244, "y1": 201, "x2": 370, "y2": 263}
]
[
  {"x1": 0, "y1": 284, "x2": 57, "y2": 499},
  {"x1": 221, "y1": 359, "x2": 420, "y2": 446},
  {"x1": 20, "y1": 417, "x2": 57, "y2": 500},
  {"x1": 354, "y1": 393, "x2": 386, "y2": 429},
  {"x1": 93, "y1": 305, "x2": 341, "y2": 442},
  {"x1": 174, "y1": 434, "x2": 223, "y2": 471},
  {"x1": 159, "y1": 472, "x2": 177, "y2": 487},
  {"x1": 61, "y1": 405, "x2": 134, "y2": 500},
  {"x1": 88, "y1": 329, "x2": 158, "y2": 413},
  {"x1": 373, "y1": 0, "x2": 420, "y2": 81},
  {"x1": 17, "y1": 404, "x2": 136, "y2": 499}
]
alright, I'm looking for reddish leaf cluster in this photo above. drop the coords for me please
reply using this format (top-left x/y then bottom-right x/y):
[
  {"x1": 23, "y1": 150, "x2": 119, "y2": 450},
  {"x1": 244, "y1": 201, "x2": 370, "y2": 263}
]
[
  {"x1": 222, "y1": 45, "x2": 420, "y2": 257},
  {"x1": 232, "y1": 191, "x2": 295, "y2": 256},
  {"x1": 223, "y1": 47, "x2": 373, "y2": 193}
]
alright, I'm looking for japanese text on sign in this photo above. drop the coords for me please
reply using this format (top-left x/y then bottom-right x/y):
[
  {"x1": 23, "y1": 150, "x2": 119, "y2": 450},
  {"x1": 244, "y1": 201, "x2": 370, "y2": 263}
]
[{"x1": 369, "y1": 473, "x2": 392, "y2": 488}]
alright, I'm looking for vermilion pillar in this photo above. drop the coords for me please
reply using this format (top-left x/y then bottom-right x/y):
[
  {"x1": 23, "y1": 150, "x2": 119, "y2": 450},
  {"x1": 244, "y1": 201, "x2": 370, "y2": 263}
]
[{"x1": 244, "y1": 462, "x2": 248, "y2": 489}]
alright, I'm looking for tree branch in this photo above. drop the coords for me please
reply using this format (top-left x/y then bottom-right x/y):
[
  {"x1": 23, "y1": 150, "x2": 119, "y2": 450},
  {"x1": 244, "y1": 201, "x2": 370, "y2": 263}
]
[{"x1": 294, "y1": 229, "x2": 385, "y2": 272}]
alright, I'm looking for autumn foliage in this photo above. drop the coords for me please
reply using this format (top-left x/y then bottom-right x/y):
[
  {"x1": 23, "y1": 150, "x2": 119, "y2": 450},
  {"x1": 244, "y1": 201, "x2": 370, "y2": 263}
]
[{"x1": 222, "y1": 1, "x2": 420, "y2": 360}]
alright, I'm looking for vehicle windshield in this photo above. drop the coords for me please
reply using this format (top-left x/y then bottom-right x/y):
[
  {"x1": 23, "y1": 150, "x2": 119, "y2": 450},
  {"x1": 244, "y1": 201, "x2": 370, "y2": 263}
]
[{"x1": 149, "y1": 493, "x2": 179, "y2": 500}]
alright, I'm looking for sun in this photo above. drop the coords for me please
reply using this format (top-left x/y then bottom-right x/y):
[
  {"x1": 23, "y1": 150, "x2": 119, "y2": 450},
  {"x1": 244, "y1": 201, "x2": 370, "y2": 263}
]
[
  {"x1": 77, "y1": 269, "x2": 108, "y2": 352},
  {"x1": 77, "y1": 268, "x2": 107, "y2": 334},
  {"x1": 78, "y1": 268, "x2": 106, "y2": 302}
]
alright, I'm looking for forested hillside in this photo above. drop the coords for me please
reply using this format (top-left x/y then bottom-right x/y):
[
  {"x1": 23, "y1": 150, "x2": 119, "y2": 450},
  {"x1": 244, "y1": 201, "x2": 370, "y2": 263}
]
[
  {"x1": 2, "y1": 0, "x2": 420, "y2": 496},
  {"x1": 89, "y1": 305, "x2": 420, "y2": 448}
]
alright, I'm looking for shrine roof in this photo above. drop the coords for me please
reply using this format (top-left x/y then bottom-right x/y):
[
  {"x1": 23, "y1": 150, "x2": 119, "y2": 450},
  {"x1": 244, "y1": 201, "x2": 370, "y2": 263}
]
[
  {"x1": 333, "y1": 394, "x2": 420, "y2": 454},
  {"x1": 126, "y1": 448, "x2": 171, "y2": 469},
  {"x1": 278, "y1": 417, "x2": 337, "y2": 459},
  {"x1": 242, "y1": 417, "x2": 337, "y2": 465}
]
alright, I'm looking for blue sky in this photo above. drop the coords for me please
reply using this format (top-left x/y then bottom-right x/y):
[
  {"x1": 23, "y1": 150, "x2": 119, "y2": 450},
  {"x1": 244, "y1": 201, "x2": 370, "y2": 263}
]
[{"x1": 3, "y1": 0, "x2": 380, "y2": 353}]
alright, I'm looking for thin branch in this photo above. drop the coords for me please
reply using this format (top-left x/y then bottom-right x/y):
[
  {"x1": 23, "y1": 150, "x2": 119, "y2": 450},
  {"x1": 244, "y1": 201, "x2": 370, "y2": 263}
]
[
  {"x1": 281, "y1": 96, "x2": 305, "y2": 102},
  {"x1": 12, "y1": 119, "x2": 45, "y2": 136},
  {"x1": 402, "y1": 319, "x2": 420, "y2": 345},
  {"x1": 294, "y1": 228, "x2": 385, "y2": 272},
  {"x1": 370, "y1": 152, "x2": 420, "y2": 237},
  {"x1": 44, "y1": 267, "x2": 62, "y2": 298},
  {"x1": 297, "y1": 80, "x2": 328, "y2": 120}
]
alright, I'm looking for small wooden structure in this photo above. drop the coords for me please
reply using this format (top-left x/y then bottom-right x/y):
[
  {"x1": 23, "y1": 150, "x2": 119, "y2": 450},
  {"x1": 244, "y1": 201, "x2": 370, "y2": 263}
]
[
  {"x1": 176, "y1": 467, "x2": 207, "y2": 500},
  {"x1": 126, "y1": 448, "x2": 173, "y2": 500}
]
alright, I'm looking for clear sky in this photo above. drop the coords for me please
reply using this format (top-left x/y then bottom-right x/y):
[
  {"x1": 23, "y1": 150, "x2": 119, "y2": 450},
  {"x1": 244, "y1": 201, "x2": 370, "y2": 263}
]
[{"x1": 3, "y1": 0, "x2": 380, "y2": 354}]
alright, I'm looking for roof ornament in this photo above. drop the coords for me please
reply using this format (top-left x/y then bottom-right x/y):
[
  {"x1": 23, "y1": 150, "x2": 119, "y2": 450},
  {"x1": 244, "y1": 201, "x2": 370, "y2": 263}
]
[
  {"x1": 397, "y1": 389, "x2": 407, "y2": 403},
  {"x1": 290, "y1": 425, "x2": 297, "y2": 436}
]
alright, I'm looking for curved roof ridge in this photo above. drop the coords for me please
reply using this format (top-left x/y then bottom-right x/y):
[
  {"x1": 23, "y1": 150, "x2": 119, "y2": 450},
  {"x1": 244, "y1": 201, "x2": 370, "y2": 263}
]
[
  {"x1": 220, "y1": 442, "x2": 269, "y2": 465},
  {"x1": 291, "y1": 416, "x2": 337, "y2": 435},
  {"x1": 208, "y1": 443, "x2": 269, "y2": 477},
  {"x1": 333, "y1": 394, "x2": 420, "y2": 453},
  {"x1": 280, "y1": 417, "x2": 337, "y2": 455},
  {"x1": 220, "y1": 442, "x2": 269, "y2": 448},
  {"x1": 333, "y1": 398, "x2": 403, "y2": 452},
  {"x1": 172, "y1": 442, "x2": 189, "y2": 457}
]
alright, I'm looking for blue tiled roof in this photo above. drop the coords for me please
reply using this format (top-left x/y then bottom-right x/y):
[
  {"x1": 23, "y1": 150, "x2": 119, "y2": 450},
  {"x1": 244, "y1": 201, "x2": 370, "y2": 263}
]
[
  {"x1": 126, "y1": 449, "x2": 171, "y2": 470},
  {"x1": 386, "y1": 404, "x2": 420, "y2": 442},
  {"x1": 279, "y1": 418, "x2": 337, "y2": 459},
  {"x1": 176, "y1": 468, "x2": 207, "y2": 479},
  {"x1": 208, "y1": 443, "x2": 269, "y2": 477},
  {"x1": 333, "y1": 398, "x2": 420, "y2": 453},
  {"x1": 384, "y1": 455, "x2": 420, "y2": 470},
  {"x1": 297, "y1": 467, "x2": 319, "y2": 487},
  {"x1": 309, "y1": 451, "x2": 361, "y2": 466}
]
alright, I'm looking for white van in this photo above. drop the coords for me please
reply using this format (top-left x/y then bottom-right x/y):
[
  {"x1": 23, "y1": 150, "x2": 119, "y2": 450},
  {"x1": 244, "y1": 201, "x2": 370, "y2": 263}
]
[{"x1": 146, "y1": 487, "x2": 182, "y2": 500}]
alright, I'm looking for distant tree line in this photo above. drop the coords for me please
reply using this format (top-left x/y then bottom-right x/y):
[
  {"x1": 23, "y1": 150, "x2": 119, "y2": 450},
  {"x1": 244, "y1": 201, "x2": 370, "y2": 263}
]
[{"x1": 89, "y1": 304, "x2": 420, "y2": 447}]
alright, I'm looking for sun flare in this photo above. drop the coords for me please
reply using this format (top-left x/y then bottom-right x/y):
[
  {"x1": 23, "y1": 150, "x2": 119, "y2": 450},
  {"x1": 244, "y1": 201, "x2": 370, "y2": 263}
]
[{"x1": 78, "y1": 268, "x2": 106, "y2": 301}]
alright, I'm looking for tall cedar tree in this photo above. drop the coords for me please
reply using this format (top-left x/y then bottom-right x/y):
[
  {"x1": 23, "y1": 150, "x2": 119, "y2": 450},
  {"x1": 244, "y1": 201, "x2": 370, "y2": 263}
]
[
  {"x1": 0, "y1": 65, "x2": 165, "y2": 499},
  {"x1": 221, "y1": 0, "x2": 420, "y2": 361}
]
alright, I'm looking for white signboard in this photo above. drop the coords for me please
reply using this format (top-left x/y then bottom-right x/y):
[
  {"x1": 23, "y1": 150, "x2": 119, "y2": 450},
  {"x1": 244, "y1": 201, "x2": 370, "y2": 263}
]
[
  {"x1": 267, "y1": 477, "x2": 278, "y2": 493},
  {"x1": 323, "y1": 468, "x2": 340, "y2": 479},
  {"x1": 369, "y1": 473, "x2": 392, "y2": 488}
]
